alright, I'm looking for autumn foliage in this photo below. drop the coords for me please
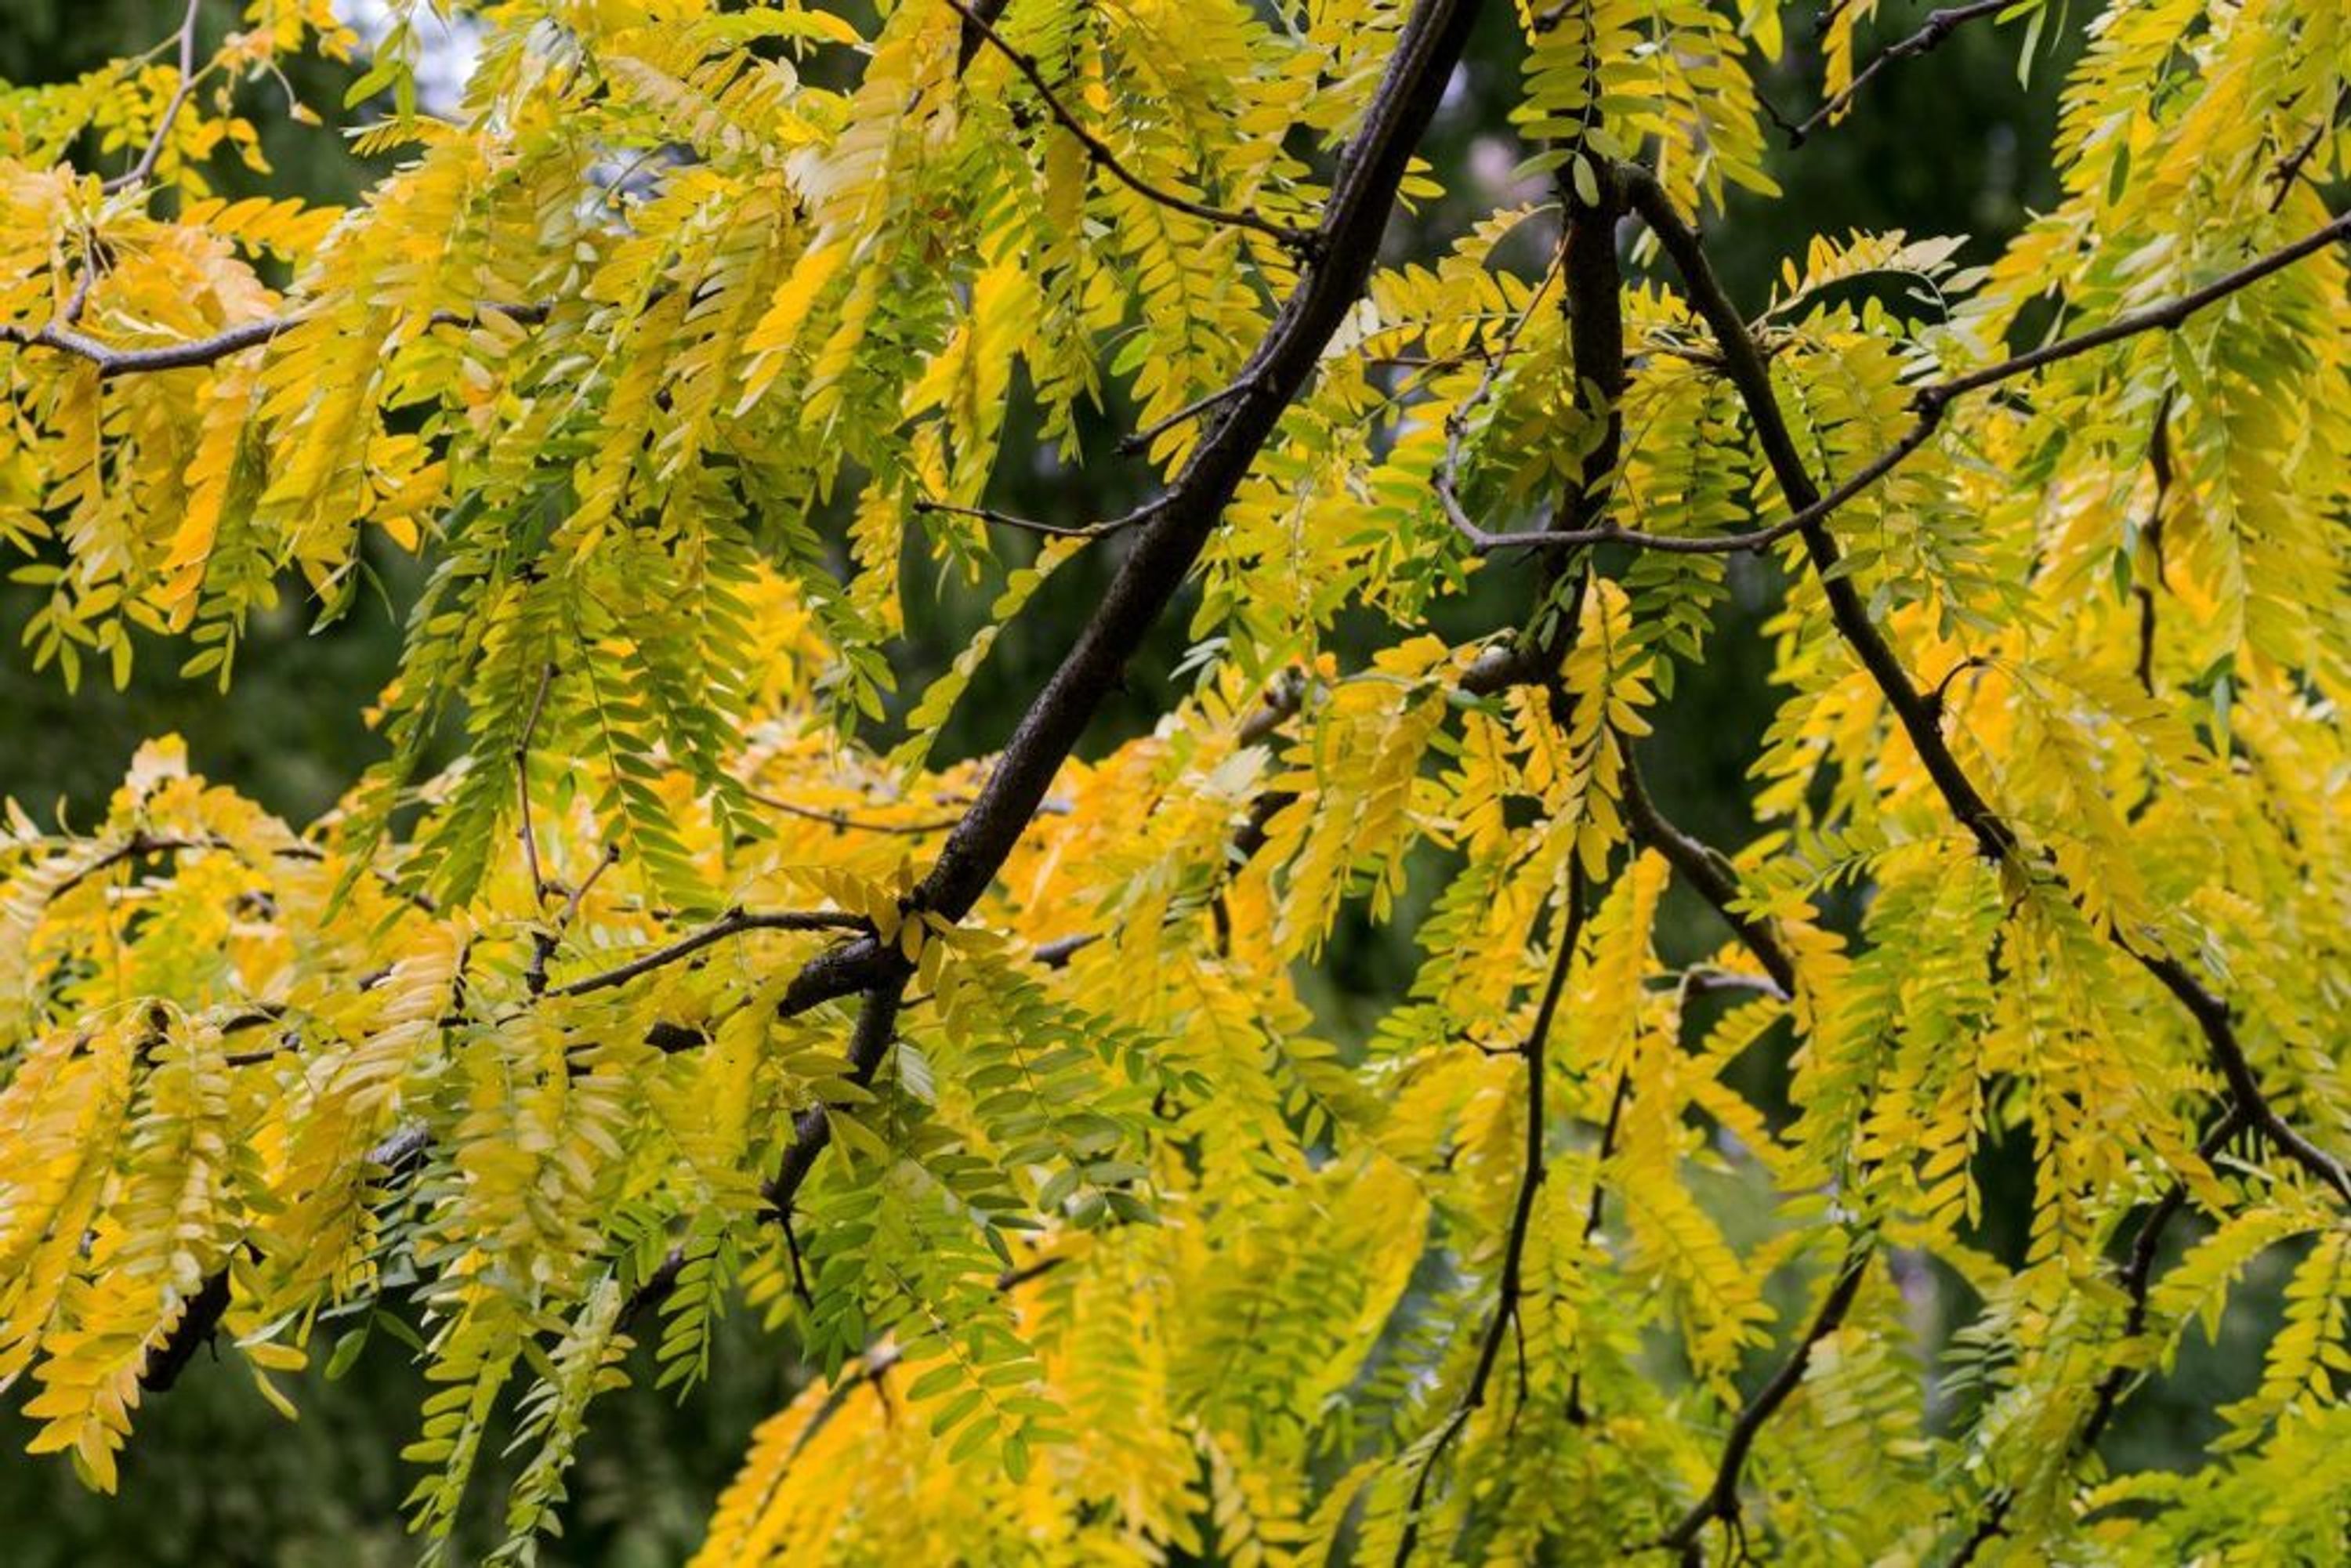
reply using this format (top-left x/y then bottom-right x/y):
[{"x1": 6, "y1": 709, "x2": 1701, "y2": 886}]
[{"x1": 0, "y1": 0, "x2": 2346, "y2": 1562}]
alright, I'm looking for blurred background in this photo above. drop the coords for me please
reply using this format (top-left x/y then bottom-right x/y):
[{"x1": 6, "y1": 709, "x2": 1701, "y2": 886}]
[{"x1": 0, "y1": 2, "x2": 2293, "y2": 1560}]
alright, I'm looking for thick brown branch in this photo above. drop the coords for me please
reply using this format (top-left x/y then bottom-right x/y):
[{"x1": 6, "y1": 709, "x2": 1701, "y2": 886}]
[
  {"x1": 908, "y1": 0, "x2": 1482, "y2": 930},
  {"x1": 719, "y1": 0, "x2": 1484, "y2": 1362}
]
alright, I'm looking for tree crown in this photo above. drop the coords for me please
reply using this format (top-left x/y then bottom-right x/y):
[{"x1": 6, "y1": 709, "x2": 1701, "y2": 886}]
[{"x1": 0, "y1": 0, "x2": 2345, "y2": 1561}]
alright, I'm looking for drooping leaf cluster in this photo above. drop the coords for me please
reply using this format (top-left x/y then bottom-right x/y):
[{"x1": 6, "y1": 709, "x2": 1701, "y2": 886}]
[{"x1": 0, "y1": 0, "x2": 2345, "y2": 1563}]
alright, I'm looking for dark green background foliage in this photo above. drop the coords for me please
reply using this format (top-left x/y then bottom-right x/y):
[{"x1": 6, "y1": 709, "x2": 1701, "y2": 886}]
[{"x1": 0, "y1": 3, "x2": 2284, "y2": 1560}]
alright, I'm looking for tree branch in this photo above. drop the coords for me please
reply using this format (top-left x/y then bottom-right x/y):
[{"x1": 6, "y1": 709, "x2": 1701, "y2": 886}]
[
  {"x1": 2267, "y1": 85, "x2": 2346, "y2": 214},
  {"x1": 1563, "y1": 1052, "x2": 1632, "y2": 1427},
  {"x1": 527, "y1": 842, "x2": 619, "y2": 998},
  {"x1": 2078, "y1": 1110, "x2": 2249, "y2": 1454},
  {"x1": 102, "y1": 0, "x2": 206, "y2": 195},
  {"x1": 705, "y1": 0, "x2": 1487, "y2": 1339},
  {"x1": 941, "y1": 0, "x2": 1315, "y2": 253},
  {"x1": 139, "y1": 1121, "x2": 431, "y2": 1390},
  {"x1": 743, "y1": 790, "x2": 963, "y2": 836},
  {"x1": 1115, "y1": 374, "x2": 1264, "y2": 456},
  {"x1": 1394, "y1": 861, "x2": 1586, "y2": 1566},
  {"x1": 1951, "y1": 1108, "x2": 2252, "y2": 1563},
  {"x1": 1656, "y1": 1238, "x2": 1875, "y2": 1563},
  {"x1": 1786, "y1": 0, "x2": 2015, "y2": 147},
  {"x1": 1621, "y1": 759, "x2": 1797, "y2": 998},
  {"x1": 0, "y1": 301, "x2": 552, "y2": 379},
  {"x1": 906, "y1": 0, "x2": 1483, "y2": 931},
  {"x1": 516, "y1": 661, "x2": 556, "y2": 905},
  {"x1": 911, "y1": 495, "x2": 1157, "y2": 541},
  {"x1": 1447, "y1": 210, "x2": 2349, "y2": 557},
  {"x1": 2132, "y1": 392, "x2": 2175, "y2": 696},
  {"x1": 545, "y1": 908, "x2": 872, "y2": 1000},
  {"x1": 1928, "y1": 213, "x2": 2351, "y2": 403},
  {"x1": 760, "y1": 984, "x2": 906, "y2": 1221},
  {"x1": 1618, "y1": 165, "x2": 2349, "y2": 1204}
]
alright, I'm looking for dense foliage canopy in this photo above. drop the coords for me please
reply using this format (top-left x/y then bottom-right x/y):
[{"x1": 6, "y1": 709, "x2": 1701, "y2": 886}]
[{"x1": 0, "y1": 0, "x2": 2345, "y2": 1562}]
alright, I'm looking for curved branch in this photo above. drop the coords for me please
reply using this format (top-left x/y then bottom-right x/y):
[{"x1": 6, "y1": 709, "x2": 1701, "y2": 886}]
[
  {"x1": 1618, "y1": 165, "x2": 2349, "y2": 1204},
  {"x1": 942, "y1": 0, "x2": 1315, "y2": 253},
  {"x1": 1656, "y1": 1239, "x2": 1875, "y2": 1563},
  {"x1": 1786, "y1": 0, "x2": 2015, "y2": 147},
  {"x1": 1951, "y1": 1108, "x2": 2253, "y2": 1563},
  {"x1": 1449, "y1": 211, "x2": 2349, "y2": 556}
]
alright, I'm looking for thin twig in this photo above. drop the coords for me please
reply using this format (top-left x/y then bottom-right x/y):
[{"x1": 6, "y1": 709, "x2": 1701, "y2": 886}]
[
  {"x1": 1951, "y1": 1108, "x2": 2251, "y2": 1563},
  {"x1": 546, "y1": 908, "x2": 872, "y2": 999},
  {"x1": 2078, "y1": 1109, "x2": 2249, "y2": 1454},
  {"x1": 1448, "y1": 210, "x2": 2351, "y2": 556},
  {"x1": 527, "y1": 842, "x2": 620, "y2": 997},
  {"x1": 781, "y1": 1212, "x2": 817, "y2": 1308},
  {"x1": 941, "y1": 0, "x2": 1315, "y2": 253},
  {"x1": 1618, "y1": 164, "x2": 2351, "y2": 1205},
  {"x1": 102, "y1": 0, "x2": 207, "y2": 195},
  {"x1": 58, "y1": 252, "x2": 96, "y2": 327},
  {"x1": 1426, "y1": 247, "x2": 1572, "y2": 550},
  {"x1": 2132, "y1": 393, "x2": 2174, "y2": 696},
  {"x1": 1654, "y1": 1239, "x2": 1875, "y2": 1562},
  {"x1": 515, "y1": 661, "x2": 556, "y2": 904},
  {"x1": 2267, "y1": 85, "x2": 2346, "y2": 214},
  {"x1": 1116, "y1": 374, "x2": 1262, "y2": 455},
  {"x1": 0, "y1": 300, "x2": 552, "y2": 379},
  {"x1": 1787, "y1": 0, "x2": 2015, "y2": 147},
  {"x1": 911, "y1": 495, "x2": 1157, "y2": 541},
  {"x1": 1933, "y1": 215, "x2": 2351, "y2": 400},
  {"x1": 1563, "y1": 1063, "x2": 1631, "y2": 1426},
  {"x1": 1394, "y1": 862, "x2": 1587, "y2": 1566},
  {"x1": 744, "y1": 789, "x2": 963, "y2": 836}
]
